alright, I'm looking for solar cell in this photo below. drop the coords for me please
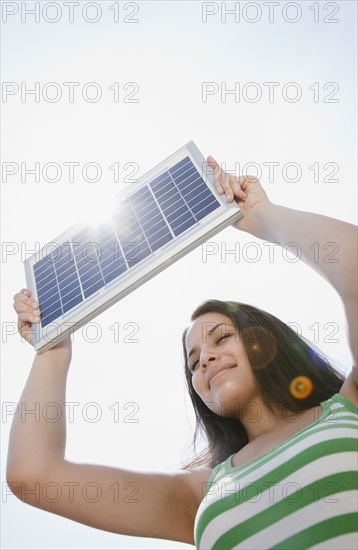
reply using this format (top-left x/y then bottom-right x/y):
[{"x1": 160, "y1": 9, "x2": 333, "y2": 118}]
[{"x1": 25, "y1": 141, "x2": 244, "y2": 352}]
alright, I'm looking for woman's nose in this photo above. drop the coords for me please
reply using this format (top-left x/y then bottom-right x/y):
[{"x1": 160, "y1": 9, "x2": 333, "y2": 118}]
[{"x1": 200, "y1": 353, "x2": 217, "y2": 369}]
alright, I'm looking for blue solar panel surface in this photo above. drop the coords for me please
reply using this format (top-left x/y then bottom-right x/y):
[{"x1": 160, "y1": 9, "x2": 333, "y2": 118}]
[{"x1": 33, "y1": 156, "x2": 220, "y2": 327}]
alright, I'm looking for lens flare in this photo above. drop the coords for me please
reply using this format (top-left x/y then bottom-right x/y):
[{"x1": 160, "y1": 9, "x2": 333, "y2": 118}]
[
  {"x1": 244, "y1": 326, "x2": 277, "y2": 369},
  {"x1": 227, "y1": 302, "x2": 240, "y2": 313},
  {"x1": 290, "y1": 376, "x2": 313, "y2": 399}
]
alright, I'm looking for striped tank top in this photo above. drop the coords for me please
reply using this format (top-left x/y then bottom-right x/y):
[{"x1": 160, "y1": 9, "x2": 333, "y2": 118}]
[{"x1": 194, "y1": 393, "x2": 358, "y2": 549}]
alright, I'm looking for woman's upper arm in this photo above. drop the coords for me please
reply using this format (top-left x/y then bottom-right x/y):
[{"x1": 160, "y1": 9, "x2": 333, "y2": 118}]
[
  {"x1": 343, "y1": 297, "x2": 358, "y2": 369},
  {"x1": 7, "y1": 459, "x2": 211, "y2": 545},
  {"x1": 338, "y1": 295, "x2": 358, "y2": 406}
]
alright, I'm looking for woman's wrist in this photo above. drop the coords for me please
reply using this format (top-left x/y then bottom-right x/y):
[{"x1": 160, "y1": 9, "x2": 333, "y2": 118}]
[
  {"x1": 251, "y1": 201, "x2": 278, "y2": 241},
  {"x1": 235, "y1": 200, "x2": 279, "y2": 242},
  {"x1": 35, "y1": 334, "x2": 72, "y2": 366}
]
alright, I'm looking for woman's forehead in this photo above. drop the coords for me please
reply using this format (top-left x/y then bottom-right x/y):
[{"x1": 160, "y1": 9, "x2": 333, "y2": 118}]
[{"x1": 186, "y1": 312, "x2": 234, "y2": 343}]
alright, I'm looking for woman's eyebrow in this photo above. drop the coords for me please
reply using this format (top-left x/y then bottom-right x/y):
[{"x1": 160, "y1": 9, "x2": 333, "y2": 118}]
[{"x1": 187, "y1": 322, "x2": 230, "y2": 360}]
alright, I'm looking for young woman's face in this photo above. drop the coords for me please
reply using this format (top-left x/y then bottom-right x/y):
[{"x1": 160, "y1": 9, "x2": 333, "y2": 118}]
[{"x1": 185, "y1": 312, "x2": 262, "y2": 418}]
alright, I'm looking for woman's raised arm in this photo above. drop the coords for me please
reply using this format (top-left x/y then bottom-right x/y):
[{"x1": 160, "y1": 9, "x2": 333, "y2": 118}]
[
  {"x1": 7, "y1": 289, "x2": 211, "y2": 544},
  {"x1": 208, "y1": 157, "x2": 357, "y2": 379}
]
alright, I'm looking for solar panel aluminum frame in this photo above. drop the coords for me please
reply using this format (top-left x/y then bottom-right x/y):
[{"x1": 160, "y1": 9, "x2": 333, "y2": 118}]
[{"x1": 24, "y1": 141, "x2": 244, "y2": 353}]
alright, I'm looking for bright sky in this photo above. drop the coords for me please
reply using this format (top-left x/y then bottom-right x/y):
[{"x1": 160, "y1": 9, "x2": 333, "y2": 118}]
[{"x1": 1, "y1": 1, "x2": 357, "y2": 549}]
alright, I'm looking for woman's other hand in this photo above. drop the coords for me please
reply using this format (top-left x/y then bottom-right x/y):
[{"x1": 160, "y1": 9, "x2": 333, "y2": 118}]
[
  {"x1": 13, "y1": 289, "x2": 72, "y2": 357},
  {"x1": 13, "y1": 288, "x2": 41, "y2": 347},
  {"x1": 207, "y1": 155, "x2": 272, "y2": 233}
]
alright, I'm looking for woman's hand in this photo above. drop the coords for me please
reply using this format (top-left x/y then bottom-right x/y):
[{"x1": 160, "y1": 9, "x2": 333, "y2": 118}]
[
  {"x1": 13, "y1": 288, "x2": 41, "y2": 347},
  {"x1": 207, "y1": 156, "x2": 272, "y2": 233},
  {"x1": 13, "y1": 288, "x2": 72, "y2": 357}
]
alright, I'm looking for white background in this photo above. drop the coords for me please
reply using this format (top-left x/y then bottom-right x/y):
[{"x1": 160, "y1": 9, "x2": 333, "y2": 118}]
[{"x1": 1, "y1": 1, "x2": 357, "y2": 549}]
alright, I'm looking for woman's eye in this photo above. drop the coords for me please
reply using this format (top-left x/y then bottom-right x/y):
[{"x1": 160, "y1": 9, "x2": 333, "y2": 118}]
[
  {"x1": 190, "y1": 360, "x2": 199, "y2": 373},
  {"x1": 216, "y1": 333, "x2": 231, "y2": 344},
  {"x1": 189, "y1": 334, "x2": 232, "y2": 372}
]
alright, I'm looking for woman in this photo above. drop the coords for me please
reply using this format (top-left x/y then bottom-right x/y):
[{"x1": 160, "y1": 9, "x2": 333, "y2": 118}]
[{"x1": 8, "y1": 157, "x2": 358, "y2": 549}]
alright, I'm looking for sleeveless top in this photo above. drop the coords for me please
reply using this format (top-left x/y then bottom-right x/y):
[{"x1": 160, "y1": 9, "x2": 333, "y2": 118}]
[{"x1": 194, "y1": 393, "x2": 358, "y2": 549}]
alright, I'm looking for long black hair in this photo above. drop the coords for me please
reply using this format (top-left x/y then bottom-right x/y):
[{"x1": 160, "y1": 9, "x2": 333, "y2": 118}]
[{"x1": 182, "y1": 299, "x2": 345, "y2": 469}]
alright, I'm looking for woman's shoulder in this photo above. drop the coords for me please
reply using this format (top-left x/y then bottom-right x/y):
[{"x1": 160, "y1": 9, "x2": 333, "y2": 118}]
[{"x1": 337, "y1": 369, "x2": 358, "y2": 409}]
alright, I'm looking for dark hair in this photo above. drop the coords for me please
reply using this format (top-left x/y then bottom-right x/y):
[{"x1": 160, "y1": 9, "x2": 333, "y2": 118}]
[{"x1": 182, "y1": 299, "x2": 345, "y2": 470}]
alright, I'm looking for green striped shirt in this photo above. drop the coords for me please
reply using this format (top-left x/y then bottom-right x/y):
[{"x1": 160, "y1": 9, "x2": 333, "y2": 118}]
[{"x1": 194, "y1": 393, "x2": 358, "y2": 549}]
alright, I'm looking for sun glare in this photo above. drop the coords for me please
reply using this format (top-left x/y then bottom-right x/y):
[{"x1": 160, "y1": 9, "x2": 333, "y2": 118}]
[{"x1": 78, "y1": 194, "x2": 119, "y2": 228}]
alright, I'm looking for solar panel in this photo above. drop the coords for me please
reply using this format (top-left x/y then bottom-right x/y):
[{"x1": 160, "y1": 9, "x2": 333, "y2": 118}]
[{"x1": 25, "y1": 141, "x2": 244, "y2": 352}]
